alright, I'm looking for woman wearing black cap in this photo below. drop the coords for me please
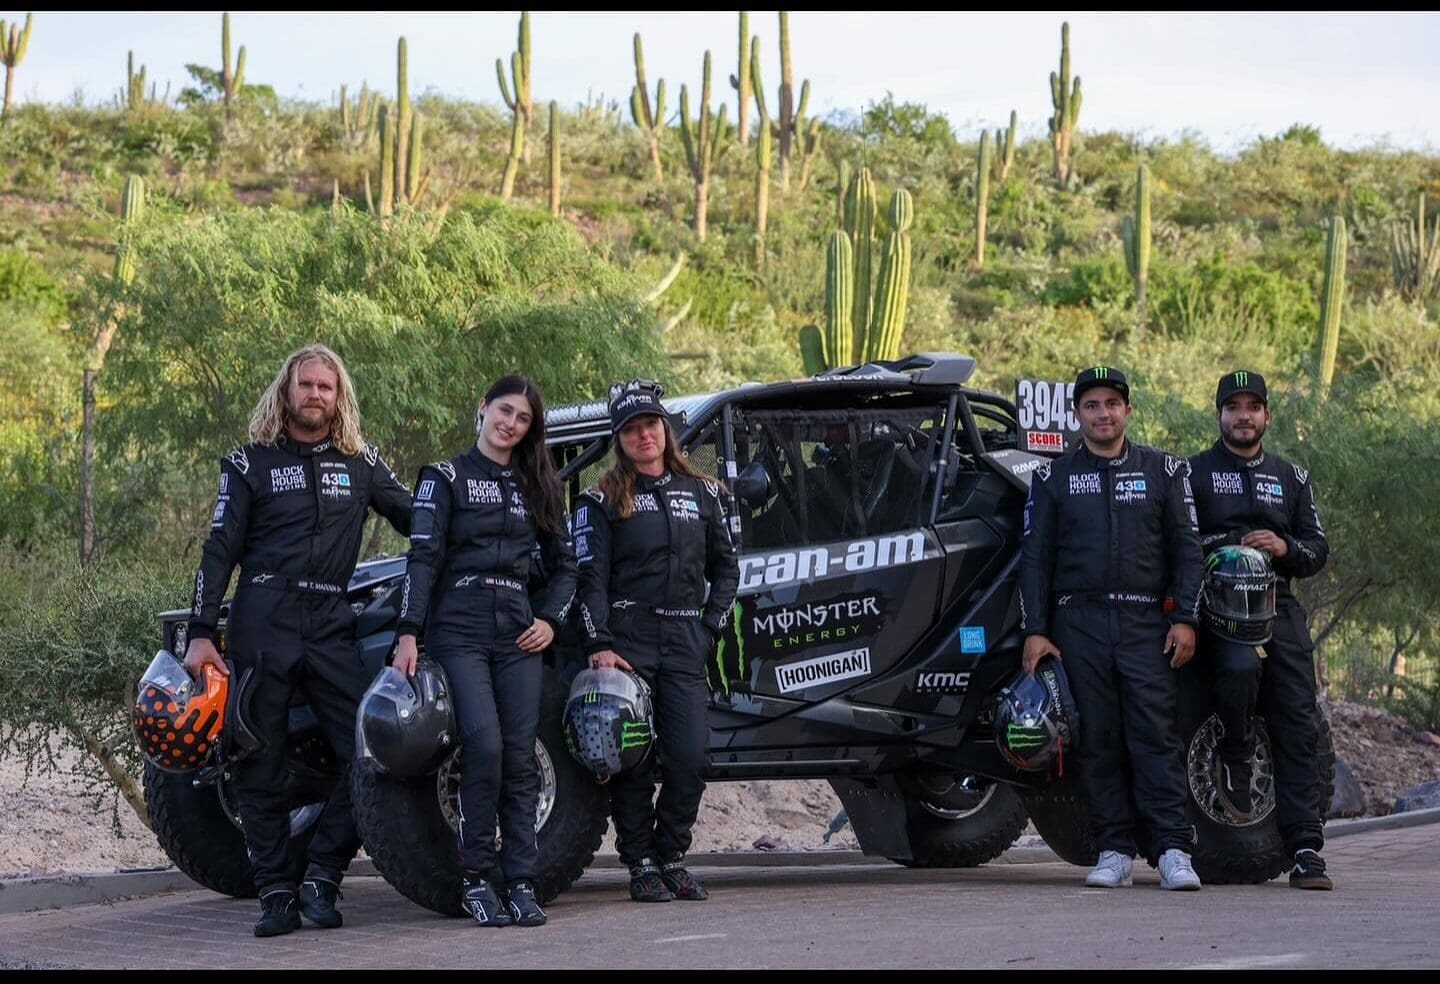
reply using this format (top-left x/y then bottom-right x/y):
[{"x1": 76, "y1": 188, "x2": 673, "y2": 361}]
[
  {"x1": 392, "y1": 374, "x2": 577, "y2": 927},
  {"x1": 572, "y1": 379, "x2": 740, "y2": 903}
]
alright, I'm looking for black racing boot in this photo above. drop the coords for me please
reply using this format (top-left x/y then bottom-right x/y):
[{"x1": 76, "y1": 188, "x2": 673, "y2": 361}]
[
  {"x1": 660, "y1": 855, "x2": 709, "y2": 901},
  {"x1": 298, "y1": 871, "x2": 344, "y2": 929},
  {"x1": 1289, "y1": 849, "x2": 1334, "y2": 890},
  {"x1": 1217, "y1": 756, "x2": 1255, "y2": 820},
  {"x1": 505, "y1": 879, "x2": 548, "y2": 927},
  {"x1": 254, "y1": 888, "x2": 301, "y2": 938},
  {"x1": 628, "y1": 858, "x2": 672, "y2": 903},
  {"x1": 462, "y1": 876, "x2": 514, "y2": 927}
]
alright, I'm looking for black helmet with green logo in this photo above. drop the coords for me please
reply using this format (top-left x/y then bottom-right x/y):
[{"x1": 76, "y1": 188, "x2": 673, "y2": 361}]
[
  {"x1": 1202, "y1": 544, "x2": 1277, "y2": 645},
  {"x1": 994, "y1": 656, "x2": 1079, "y2": 774},
  {"x1": 562, "y1": 667, "x2": 655, "y2": 783}
]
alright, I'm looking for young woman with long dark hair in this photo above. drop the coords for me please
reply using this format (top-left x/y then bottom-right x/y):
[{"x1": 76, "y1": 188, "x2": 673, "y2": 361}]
[{"x1": 393, "y1": 374, "x2": 576, "y2": 927}]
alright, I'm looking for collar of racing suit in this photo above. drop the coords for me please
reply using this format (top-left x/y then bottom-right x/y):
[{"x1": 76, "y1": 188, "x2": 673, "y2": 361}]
[
  {"x1": 465, "y1": 443, "x2": 516, "y2": 479},
  {"x1": 1211, "y1": 438, "x2": 1267, "y2": 469},
  {"x1": 1078, "y1": 438, "x2": 1132, "y2": 470},
  {"x1": 635, "y1": 469, "x2": 674, "y2": 490},
  {"x1": 277, "y1": 434, "x2": 334, "y2": 457}
]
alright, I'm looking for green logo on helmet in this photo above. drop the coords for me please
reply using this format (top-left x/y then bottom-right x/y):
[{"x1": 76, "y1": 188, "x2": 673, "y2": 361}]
[
  {"x1": 620, "y1": 721, "x2": 651, "y2": 749},
  {"x1": 1006, "y1": 724, "x2": 1048, "y2": 749},
  {"x1": 584, "y1": 687, "x2": 599, "y2": 704}
]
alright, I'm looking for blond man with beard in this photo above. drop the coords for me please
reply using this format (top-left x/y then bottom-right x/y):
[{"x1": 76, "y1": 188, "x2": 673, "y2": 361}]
[{"x1": 184, "y1": 344, "x2": 412, "y2": 936}]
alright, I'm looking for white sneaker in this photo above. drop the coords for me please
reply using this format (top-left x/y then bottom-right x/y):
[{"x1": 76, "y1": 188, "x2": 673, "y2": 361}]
[
  {"x1": 1158, "y1": 849, "x2": 1202, "y2": 891},
  {"x1": 1084, "y1": 850, "x2": 1134, "y2": 887}
]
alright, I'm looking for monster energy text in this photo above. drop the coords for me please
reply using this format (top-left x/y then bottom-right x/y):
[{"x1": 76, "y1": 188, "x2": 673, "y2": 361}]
[{"x1": 752, "y1": 595, "x2": 882, "y2": 651}]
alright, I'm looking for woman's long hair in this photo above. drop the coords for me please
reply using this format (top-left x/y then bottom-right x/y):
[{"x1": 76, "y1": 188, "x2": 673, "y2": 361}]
[
  {"x1": 597, "y1": 415, "x2": 703, "y2": 519},
  {"x1": 248, "y1": 344, "x2": 366, "y2": 455},
  {"x1": 477, "y1": 375, "x2": 566, "y2": 535}
]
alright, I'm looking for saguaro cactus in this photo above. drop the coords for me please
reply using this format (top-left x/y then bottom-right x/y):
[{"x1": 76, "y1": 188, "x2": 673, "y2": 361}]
[
  {"x1": 1121, "y1": 163, "x2": 1151, "y2": 311},
  {"x1": 823, "y1": 229, "x2": 854, "y2": 368},
  {"x1": 220, "y1": 11, "x2": 246, "y2": 119},
  {"x1": 679, "y1": 51, "x2": 728, "y2": 242},
  {"x1": 975, "y1": 131, "x2": 991, "y2": 269},
  {"x1": 82, "y1": 174, "x2": 146, "y2": 566},
  {"x1": 125, "y1": 50, "x2": 165, "y2": 112},
  {"x1": 396, "y1": 38, "x2": 411, "y2": 204},
  {"x1": 730, "y1": 13, "x2": 753, "y2": 144},
  {"x1": 869, "y1": 190, "x2": 914, "y2": 363},
  {"x1": 113, "y1": 175, "x2": 146, "y2": 289},
  {"x1": 751, "y1": 13, "x2": 811, "y2": 191},
  {"x1": 0, "y1": 12, "x2": 32, "y2": 118},
  {"x1": 996, "y1": 109, "x2": 1017, "y2": 181},
  {"x1": 1047, "y1": 21, "x2": 1081, "y2": 189},
  {"x1": 1391, "y1": 193, "x2": 1440, "y2": 303},
  {"x1": 845, "y1": 167, "x2": 878, "y2": 359},
  {"x1": 498, "y1": 10, "x2": 533, "y2": 197},
  {"x1": 377, "y1": 103, "x2": 395, "y2": 220},
  {"x1": 548, "y1": 101, "x2": 561, "y2": 218},
  {"x1": 629, "y1": 33, "x2": 666, "y2": 182},
  {"x1": 753, "y1": 109, "x2": 772, "y2": 264},
  {"x1": 809, "y1": 168, "x2": 916, "y2": 370},
  {"x1": 339, "y1": 82, "x2": 379, "y2": 148},
  {"x1": 1316, "y1": 215, "x2": 1347, "y2": 396}
]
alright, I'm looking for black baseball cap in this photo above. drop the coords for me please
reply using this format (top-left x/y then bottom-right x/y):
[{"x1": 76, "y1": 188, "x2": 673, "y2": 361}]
[
  {"x1": 1216, "y1": 370, "x2": 1267, "y2": 411},
  {"x1": 608, "y1": 378, "x2": 667, "y2": 434},
  {"x1": 1073, "y1": 365, "x2": 1130, "y2": 405}
]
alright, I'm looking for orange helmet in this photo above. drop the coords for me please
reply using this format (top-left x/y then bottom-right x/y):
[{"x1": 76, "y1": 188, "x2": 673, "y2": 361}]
[{"x1": 132, "y1": 650, "x2": 228, "y2": 772}]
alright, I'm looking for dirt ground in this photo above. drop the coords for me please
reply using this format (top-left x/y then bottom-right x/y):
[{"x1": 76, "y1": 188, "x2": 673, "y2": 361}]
[{"x1": 3, "y1": 698, "x2": 1435, "y2": 879}]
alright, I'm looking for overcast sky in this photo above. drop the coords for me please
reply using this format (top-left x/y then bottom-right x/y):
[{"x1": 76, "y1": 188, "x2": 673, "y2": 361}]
[{"x1": 5, "y1": 11, "x2": 1438, "y2": 154}]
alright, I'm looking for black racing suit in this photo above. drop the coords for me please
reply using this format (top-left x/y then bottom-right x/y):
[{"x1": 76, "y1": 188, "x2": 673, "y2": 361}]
[
  {"x1": 573, "y1": 471, "x2": 740, "y2": 868},
  {"x1": 188, "y1": 436, "x2": 411, "y2": 896},
  {"x1": 397, "y1": 445, "x2": 577, "y2": 883},
  {"x1": 1019, "y1": 439, "x2": 1204, "y2": 863},
  {"x1": 1189, "y1": 440, "x2": 1329, "y2": 854}
]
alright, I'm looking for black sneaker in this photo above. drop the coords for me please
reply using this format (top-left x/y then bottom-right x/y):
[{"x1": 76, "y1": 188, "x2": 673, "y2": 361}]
[
  {"x1": 505, "y1": 879, "x2": 547, "y2": 927},
  {"x1": 1289, "y1": 849, "x2": 1334, "y2": 890},
  {"x1": 628, "y1": 859, "x2": 673, "y2": 903},
  {"x1": 1217, "y1": 757, "x2": 1254, "y2": 820},
  {"x1": 254, "y1": 889, "x2": 301, "y2": 938},
  {"x1": 660, "y1": 857, "x2": 709, "y2": 901},
  {"x1": 298, "y1": 875, "x2": 344, "y2": 929},
  {"x1": 462, "y1": 877, "x2": 514, "y2": 927}
]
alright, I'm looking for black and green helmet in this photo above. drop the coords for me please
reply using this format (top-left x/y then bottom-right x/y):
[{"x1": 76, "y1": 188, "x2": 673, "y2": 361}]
[
  {"x1": 1202, "y1": 544, "x2": 1277, "y2": 645},
  {"x1": 994, "y1": 655, "x2": 1079, "y2": 774},
  {"x1": 562, "y1": 667, "x2": 655, "y2": 783}
]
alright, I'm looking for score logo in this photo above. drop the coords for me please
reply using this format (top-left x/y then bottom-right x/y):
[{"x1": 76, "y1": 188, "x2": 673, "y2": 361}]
[{"x1": 1027, "y1": 432, "x2": 1065, "y2": 452}]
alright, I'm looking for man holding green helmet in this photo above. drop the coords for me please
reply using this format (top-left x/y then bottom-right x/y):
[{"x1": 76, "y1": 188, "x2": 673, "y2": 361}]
[{"x1": 1189, "y1": 370, "x2": 1334, "y2": 890}]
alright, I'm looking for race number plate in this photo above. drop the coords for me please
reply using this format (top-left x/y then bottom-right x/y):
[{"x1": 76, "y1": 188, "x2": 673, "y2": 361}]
[{"x1": 1015, "y1": 378, "x2": 1080, "y2": 455}]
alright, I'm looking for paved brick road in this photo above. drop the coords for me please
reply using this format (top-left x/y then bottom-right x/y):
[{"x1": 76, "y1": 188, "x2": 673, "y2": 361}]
[{"x1": 1, "y1": 824, "x2": 1435, "y2": 969}]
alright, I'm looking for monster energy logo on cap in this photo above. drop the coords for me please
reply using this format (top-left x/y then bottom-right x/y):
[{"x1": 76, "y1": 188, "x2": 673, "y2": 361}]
[
  {"x1": 1092, "y1": 366, "x2": 1108, "y2": 379},
  {"x1": 620, "y1": 720, "x2": 651, "y2": 749},
  {"x1": 1234, "y1": 371, "x2": 1248, "y2": 386}
]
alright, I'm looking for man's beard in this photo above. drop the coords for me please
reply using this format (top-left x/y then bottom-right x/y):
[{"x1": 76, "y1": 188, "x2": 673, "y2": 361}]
[
  {"x1": 290, "y1": 403, "x2": 334, "y2": 430},
  {"x1": 1222, "y1": 420, "x2": 1265, "y2": 451}
]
